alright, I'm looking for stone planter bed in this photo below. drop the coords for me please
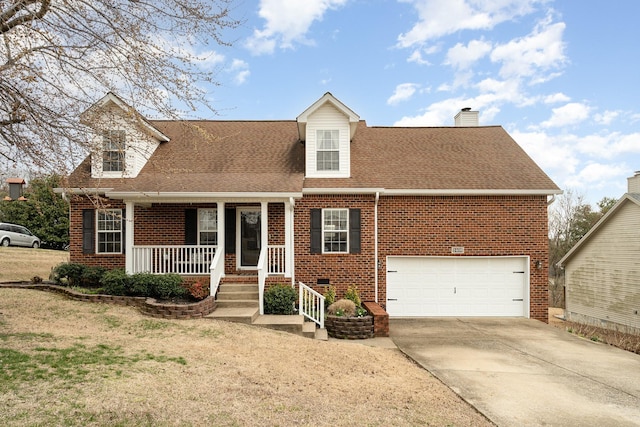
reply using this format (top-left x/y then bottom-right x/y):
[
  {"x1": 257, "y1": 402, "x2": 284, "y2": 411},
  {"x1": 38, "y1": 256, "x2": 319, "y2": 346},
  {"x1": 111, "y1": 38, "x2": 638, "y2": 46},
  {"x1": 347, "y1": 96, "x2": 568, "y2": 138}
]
[{"x1": 325, "y1": 314, "x2": 374, "y2": 339}]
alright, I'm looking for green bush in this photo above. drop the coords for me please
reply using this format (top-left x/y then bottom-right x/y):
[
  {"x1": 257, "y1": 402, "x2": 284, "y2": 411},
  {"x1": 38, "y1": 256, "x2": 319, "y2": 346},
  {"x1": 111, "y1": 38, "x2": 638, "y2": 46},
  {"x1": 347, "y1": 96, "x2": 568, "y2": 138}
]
[
  {"x1": 147, "y1": 273, "x2": 186, "y2": 300},
  {"x1": 52, "y1": 262, "x2": 86, "y2": 286},
  {"x1": 129, "y1": 273, "x2": 155, "y2": 296},
  {"x1": 344, "y1": 285, "x2": 361, "y2": 308},
  {"x1": 81, "y1": 266, "x2": 107, "y2": 287},
  {"x1": 324, "y1": 285, "x2": 336, "y2": 307},
  {"x1": 264, "y1": 283, "x2": 296, "y2": 315},
  {"x1": 100, "y1": 269, "x2": 129, "y2": 295}
]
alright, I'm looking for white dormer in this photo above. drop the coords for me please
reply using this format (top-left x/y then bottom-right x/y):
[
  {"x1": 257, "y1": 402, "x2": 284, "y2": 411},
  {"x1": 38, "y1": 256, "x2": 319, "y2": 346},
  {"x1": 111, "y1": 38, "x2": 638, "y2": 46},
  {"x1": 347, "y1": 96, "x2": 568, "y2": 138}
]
[
  {"x1": 80, "y1": 93, "x2": 170, "y2": 179},
  {"x1": 297, "y1": 93, "x2": 359, "y2": 178}
]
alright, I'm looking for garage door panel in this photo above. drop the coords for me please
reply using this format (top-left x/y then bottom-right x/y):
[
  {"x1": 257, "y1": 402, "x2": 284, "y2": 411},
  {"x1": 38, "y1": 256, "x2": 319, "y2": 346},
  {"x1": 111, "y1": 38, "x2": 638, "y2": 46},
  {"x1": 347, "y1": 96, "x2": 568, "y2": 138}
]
[{"x1": 387, "y1": 257, "x2": 527, "y2": 317}]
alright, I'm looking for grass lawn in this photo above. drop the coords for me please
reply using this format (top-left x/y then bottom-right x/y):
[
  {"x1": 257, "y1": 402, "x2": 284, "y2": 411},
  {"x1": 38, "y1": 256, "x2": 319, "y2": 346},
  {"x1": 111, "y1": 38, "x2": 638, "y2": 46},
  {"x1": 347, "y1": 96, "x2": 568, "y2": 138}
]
[
  {"x1": 0, "y1": 247, "x2": 69, "y2": 282},
  {"x1": 0, "y1": 289, "x2": 491, "y2": 426}
]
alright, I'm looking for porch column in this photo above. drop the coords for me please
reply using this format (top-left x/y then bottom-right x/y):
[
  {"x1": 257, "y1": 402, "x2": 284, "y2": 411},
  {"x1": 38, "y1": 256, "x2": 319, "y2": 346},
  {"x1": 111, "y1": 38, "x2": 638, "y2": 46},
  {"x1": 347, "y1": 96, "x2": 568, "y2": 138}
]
[
  {"x1": 260, "y1": 201, "x2": 268, "y2": 256},
  {"x1": 217, "y1": 201, "x2": 225, "y2": 258},
  {"x1": 125, "y1": 201, "x2": 134, "y2": 274},
  {"x1": 285, "y1": 198, "x2": 294, "y2": 280}
]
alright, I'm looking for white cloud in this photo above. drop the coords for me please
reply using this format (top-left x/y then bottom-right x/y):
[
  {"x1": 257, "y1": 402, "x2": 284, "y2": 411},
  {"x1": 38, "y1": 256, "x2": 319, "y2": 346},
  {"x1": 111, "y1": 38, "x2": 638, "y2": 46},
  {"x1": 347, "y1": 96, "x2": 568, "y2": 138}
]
[
  {"x1": 490, "y1": 17, "x2": 566, "y2": 81},
  {"x1": 229, "y1": 59, "x2": 250, "y2": 85},
  {"x1": 387, "y1": 83, "x2": 421, "y2": 105},
  {"x1": 397, "y1": 0, "x2": 543, "y2": 48},
  {"x1": 510, "y1": 130, "x2": 580, "y2": 179},
  {"x1": 445, "y1": 39, "x2": 492, "y2": 70},
  {"x1": 541, "y1": 102, "x2": 590, "y2": 128},
  {"x1": 407, "y1": 49, "x2": 431, "y2": 65},
  {"x1": 543, "y1": 93, "x2": 570, "y2": 104},
  {"x1": 245, "y1": 0, "x2": 348, "y2": 55},
  {"x1": 564, "y1": 162, "x2": 629, "y2": 191},
  {"x1": 594, "y1": 110, "x2": 620, "y2": 125}
]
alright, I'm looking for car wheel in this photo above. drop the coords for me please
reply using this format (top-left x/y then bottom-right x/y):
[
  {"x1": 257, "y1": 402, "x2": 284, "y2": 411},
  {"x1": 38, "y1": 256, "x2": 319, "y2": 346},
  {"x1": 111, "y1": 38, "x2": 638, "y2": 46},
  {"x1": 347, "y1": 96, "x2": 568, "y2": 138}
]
[
  {"x1": 1, "y1": 238, "x2": 9, "y2": 247},
  {"x1": 32, "y1": 241, "x2": 40, "y2": 249}
]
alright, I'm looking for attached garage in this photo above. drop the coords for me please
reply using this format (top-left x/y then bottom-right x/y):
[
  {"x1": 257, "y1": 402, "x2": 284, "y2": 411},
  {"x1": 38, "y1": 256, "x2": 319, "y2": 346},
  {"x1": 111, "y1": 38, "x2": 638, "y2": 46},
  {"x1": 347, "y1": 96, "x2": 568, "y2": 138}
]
[{"x1": 386, "y1": 256, "x2": 529, "y2": 317}]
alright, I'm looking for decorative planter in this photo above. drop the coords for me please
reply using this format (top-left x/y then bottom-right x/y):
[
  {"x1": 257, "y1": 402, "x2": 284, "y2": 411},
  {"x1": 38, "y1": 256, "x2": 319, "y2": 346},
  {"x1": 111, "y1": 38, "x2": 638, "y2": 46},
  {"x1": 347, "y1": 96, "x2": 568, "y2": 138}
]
[{"x1": 325, "y1": 315, "x2": 374, "y2": 339}]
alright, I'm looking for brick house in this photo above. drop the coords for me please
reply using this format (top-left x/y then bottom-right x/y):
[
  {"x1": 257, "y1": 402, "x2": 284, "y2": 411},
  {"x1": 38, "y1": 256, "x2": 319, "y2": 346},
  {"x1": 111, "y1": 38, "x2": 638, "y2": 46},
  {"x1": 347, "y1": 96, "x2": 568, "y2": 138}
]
[{"x1": 63, "y1": 92, "x2": 560, "y2": 322}]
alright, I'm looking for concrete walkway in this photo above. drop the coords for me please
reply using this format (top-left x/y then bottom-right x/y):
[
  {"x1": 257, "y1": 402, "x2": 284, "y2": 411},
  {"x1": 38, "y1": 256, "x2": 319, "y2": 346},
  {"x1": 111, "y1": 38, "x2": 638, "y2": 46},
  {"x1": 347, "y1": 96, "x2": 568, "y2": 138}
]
[{"x1": 390, "y1": 318, "x2": 640, "y2": 426}]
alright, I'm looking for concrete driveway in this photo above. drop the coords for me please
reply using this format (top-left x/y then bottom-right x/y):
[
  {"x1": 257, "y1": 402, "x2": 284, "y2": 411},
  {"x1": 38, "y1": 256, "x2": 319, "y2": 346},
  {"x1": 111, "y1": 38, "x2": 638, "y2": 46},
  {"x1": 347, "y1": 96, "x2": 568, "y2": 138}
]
[{"x1": 390, "y1": 318, "x2": 640, "y2": 426}]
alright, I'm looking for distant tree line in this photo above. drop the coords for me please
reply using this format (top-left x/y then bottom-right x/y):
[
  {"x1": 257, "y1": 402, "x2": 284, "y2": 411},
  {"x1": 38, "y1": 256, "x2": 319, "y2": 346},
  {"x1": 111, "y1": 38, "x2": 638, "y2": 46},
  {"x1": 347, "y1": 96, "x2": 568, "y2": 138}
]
[{"x1": 0, "y1": 175, "x2": 69, "y2": 250}]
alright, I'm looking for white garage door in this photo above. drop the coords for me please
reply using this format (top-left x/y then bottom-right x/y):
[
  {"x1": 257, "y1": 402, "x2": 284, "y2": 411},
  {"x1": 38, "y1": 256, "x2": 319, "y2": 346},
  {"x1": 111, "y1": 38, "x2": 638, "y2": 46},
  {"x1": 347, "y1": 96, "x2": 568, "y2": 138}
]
[{"x1": 386, "y1": 257, "x2": 528, "y2": 317}]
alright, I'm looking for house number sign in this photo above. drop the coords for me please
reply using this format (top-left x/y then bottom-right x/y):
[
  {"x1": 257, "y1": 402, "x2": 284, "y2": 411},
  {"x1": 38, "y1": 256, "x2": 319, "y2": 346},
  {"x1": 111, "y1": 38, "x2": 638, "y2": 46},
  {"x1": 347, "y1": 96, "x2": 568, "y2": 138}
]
[{"x1": 451, "y1": 246, "x2": 464, "y2": 254}]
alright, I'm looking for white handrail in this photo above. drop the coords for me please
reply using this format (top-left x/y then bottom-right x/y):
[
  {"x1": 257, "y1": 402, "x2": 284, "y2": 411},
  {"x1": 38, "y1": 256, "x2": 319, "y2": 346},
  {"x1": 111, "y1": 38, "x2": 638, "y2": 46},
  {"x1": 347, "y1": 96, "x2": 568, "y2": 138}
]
[
  {"x1": 209, "y1": 247, "x2": 224, "y2": 298},
  {"x1": 257, "y1": 247, "x2": 268, "y2": 315},
  {"x1": 132, "y1": 245, "x2": 217, "y2": 275},
  {"x1": 299, "y1": 281, "x2": 325, "y2": 329}
]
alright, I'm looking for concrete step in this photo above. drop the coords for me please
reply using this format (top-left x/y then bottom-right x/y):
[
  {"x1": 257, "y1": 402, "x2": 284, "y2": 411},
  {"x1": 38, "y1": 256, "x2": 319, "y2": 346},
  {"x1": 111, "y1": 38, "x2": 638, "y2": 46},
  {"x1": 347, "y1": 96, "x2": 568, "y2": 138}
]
[
  {"x1": 216, "y1": 291, "x2": 259, "y2": 301},
  {"x1": 218, "y1": 283, "x2": 258, "y2": 293},
  {"x1": 302, "y1": 321, "x2": 316, "y2": 339},
  {"x1": 215, "y1": 299, "x2": 259, "y2": 309},
  {"x1": 314, "y1": 327, "x2": 328, "y2": 341},
  {"x1": 205, "y1": 307, "x2": 259, "y2": 324},
  {"x1": 253, "y1": 314, "x2": 304, "y2": 334},
  {"x1": 222, "y1": 274, "x2": 258, "y2": 284}
]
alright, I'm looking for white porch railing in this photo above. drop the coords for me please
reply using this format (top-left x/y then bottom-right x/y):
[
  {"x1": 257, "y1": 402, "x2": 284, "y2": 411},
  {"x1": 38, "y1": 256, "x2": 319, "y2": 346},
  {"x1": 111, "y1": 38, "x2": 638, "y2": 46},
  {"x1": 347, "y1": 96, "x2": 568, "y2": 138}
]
[
  {"x1": 132, "y1": 245, "x2": 217, "y2": 275},
  {"x1": 299, "y1": 281, "x2": 325, "y2": 329},
  {"x1": 268, "y1": 245, "x2": 286, "y2": 275},
  {"x1": 257, "y1": 246, "x2": 268, "y2": 315},
  {"x1": 209, "y1": 247, "x2": 224, "y2": 298}
]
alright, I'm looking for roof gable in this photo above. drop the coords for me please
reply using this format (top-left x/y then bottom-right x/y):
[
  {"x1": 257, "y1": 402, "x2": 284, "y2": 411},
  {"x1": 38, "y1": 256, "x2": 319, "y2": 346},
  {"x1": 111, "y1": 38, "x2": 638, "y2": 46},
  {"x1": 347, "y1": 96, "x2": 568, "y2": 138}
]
[
  {"x1": 558, "y1": 194, "x2": 640, "y2": 266},
  {"x1": 296, "y1": 92, "x2": 360, "y2": 141}
]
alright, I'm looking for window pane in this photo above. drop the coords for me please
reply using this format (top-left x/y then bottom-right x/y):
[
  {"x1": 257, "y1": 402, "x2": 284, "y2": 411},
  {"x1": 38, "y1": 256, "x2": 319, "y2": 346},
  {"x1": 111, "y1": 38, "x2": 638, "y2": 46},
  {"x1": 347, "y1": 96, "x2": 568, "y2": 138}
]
[
  {"x1": 97, "y1": 209, "x2": 122, "y2": 253},
  {"x1": 317, "y1": 151, "x2": 339, "y2": 171},
  {"x1": 200, "y1": 231, "x2": 218, "y2": 245},
  {"x1": 103, "y1": 130, "x2": 125, "y2": 172},
  {"x1": 323, "y1": 209, "x2": 348, "y2": 253}
]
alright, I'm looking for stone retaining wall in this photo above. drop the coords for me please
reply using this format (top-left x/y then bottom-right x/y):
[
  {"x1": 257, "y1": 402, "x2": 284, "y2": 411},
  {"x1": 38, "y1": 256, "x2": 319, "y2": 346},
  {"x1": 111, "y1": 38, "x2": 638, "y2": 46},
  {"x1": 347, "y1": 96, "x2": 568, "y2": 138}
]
[
  {"x1": 0, "y1": 282, "x2": 216, "y2": 319},
  {"x1": 325, "y1": 315, "x2": 374, "y2": 339}
]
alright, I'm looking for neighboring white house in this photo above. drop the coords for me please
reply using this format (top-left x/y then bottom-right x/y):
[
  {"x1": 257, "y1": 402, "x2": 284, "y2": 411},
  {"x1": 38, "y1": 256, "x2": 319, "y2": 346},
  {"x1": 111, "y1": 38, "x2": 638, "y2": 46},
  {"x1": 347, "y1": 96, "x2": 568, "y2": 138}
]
[{"x1": 558, "y1": 172, "x2": 640, "y2": 334}]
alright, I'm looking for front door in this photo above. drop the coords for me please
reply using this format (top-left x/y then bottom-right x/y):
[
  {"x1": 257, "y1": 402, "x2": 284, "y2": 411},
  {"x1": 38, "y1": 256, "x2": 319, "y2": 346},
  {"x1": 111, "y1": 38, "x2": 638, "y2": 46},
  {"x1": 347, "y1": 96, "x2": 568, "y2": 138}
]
[{"x1": 237, "y1": 208, "x2": 261, "y2": 268}]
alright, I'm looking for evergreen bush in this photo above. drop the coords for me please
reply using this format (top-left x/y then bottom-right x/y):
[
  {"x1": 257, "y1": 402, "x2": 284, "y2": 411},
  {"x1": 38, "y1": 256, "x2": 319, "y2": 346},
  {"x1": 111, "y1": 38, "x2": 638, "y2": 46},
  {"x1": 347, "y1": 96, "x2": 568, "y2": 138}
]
[{"x1": 264, "y1": 283, "x2": 296, "y2": 315}]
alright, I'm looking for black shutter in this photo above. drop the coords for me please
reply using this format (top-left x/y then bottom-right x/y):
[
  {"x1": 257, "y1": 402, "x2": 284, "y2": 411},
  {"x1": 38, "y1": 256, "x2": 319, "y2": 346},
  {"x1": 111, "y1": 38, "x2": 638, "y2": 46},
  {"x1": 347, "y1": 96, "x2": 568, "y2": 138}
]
[
  {"x1": 310, "y1": 209, "x2": 322, "y2": 254},
  {"x1": 349, "y1": 209, "x2": 361, "y2": 254},
  {"x1": 185, "y1": 209, "x2": 197, "y2": 245},
  {"x1": 225, "y1": 208, "x2": 235, "y2": 254},
  {"x1": 121, "y1": 209, "x2": 126, "y2": 254},
  {"x1": 82, "y1": 209, "x2": 95, "y2": 254}
]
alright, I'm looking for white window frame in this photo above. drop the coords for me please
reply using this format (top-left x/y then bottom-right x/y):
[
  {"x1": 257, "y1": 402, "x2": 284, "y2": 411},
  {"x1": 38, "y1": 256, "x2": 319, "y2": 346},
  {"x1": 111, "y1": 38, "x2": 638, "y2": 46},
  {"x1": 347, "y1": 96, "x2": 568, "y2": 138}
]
[
  {"x1": 316, "y1": 129, "x2": 339, "y2": 171},
  {"x1": 97, "y1": 209, "x2": 122, "y2": 254},
  {"x1": 322, "y1": 208, "x2": 348, "y2": 253},
  {"x1": 102, "y1": 130, "x2": 126, "y2": 172},
  {"x1": 198, "y1": 208, "x2": 217, "y2": 246}
]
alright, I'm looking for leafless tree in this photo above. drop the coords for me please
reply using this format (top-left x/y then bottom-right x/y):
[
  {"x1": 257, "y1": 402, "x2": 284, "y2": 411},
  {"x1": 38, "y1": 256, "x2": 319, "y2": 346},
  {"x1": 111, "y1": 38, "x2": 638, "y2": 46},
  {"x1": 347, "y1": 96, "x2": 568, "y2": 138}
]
[{"x1": 1, "y1": 0, "x2": 239, "y2": 173}]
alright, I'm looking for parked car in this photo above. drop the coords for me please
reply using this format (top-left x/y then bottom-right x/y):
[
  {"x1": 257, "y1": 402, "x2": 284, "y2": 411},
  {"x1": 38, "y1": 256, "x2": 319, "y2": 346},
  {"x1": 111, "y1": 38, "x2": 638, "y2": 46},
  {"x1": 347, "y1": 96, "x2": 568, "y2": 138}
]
[{"x1": 0, "y1": 222, "x2": 41, "y2": 248}]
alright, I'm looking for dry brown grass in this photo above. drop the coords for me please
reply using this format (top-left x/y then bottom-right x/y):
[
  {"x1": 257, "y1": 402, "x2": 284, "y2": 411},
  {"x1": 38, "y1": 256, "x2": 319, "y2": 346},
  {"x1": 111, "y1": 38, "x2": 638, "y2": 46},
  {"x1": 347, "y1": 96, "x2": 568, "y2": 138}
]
[
  {"x1": 0, "y1": 289, "x2": 491, "y2": 426},
  {"x1": 0, "y1": 247, "x2": 69, "y2": 282}
]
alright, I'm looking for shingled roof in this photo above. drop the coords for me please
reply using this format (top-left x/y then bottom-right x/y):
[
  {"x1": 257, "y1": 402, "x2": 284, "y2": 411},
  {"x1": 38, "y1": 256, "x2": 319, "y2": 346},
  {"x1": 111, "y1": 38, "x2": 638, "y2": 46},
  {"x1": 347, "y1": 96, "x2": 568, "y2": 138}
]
[{"x1": 68, "y1": 119, "x2": 559, "y2": 195}]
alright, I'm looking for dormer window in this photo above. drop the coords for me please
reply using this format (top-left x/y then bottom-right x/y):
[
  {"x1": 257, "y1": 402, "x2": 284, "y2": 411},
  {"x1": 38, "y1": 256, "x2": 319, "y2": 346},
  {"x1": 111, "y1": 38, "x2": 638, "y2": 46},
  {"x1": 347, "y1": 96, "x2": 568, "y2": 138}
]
[
  {"x1": 317, "y1": 130, "x2": 339, "y2": 171},
  {"x1": 102, "y1": 130, "x2": 125, "y2": 172}
]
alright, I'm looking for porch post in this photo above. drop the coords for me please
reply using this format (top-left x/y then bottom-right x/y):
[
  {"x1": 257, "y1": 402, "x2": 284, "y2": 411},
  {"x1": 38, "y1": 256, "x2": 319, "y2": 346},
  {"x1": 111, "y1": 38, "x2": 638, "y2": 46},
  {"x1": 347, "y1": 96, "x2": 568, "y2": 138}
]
[
  {"x1": 260, "y1": 201, "x2": 268, "y2": 254},
  {"x1": 217, "y1": 201, "x2": 225, "y2": 258},
  {"x1": 125, "y1": 201, "x2": 134, "y2": 274},
  {"x1": 285, "y1": 198, "x2": 294, "y2": 279}
]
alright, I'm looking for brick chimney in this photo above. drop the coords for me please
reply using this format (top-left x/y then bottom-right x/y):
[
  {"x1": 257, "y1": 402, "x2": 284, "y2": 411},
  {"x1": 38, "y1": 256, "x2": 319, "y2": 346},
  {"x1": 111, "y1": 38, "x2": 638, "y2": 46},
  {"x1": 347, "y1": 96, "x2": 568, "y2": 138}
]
[
  {"x1": 454, "y1": 107, "x2": 479, "y2": 126},
  {"x1": 628, "y1": 171, "x2": 640, "y2": 194}
]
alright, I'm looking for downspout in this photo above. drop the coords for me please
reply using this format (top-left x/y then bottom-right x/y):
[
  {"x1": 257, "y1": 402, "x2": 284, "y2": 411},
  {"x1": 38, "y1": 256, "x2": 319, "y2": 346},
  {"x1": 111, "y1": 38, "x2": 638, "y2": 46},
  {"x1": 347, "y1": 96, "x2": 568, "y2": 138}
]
[
  {"x1": 289, "y1": 197, "x2": 295, "y2": 286},
  {"x1": 547, "y1": 194, "x2": 556, "y2": 206},
  {"x1": 374, "y1": 191, "x2": 379, "y2": 303}
]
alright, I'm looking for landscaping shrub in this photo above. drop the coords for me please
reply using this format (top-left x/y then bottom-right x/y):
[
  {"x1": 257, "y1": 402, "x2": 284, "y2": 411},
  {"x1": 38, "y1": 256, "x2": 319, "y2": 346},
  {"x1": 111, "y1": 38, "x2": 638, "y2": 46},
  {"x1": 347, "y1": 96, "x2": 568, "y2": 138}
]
[
  {"x1": 100, "y1": 269, "x2": 129, "y2": 295},
  {"x1": 147, "y1": 274, "x2": 186, "y2": 300},
  {"x1": 129, "y1": 273, "x2": 155, "y2": 296},
  {"x1": 186, "y1": 281, "x2": 209, "y2": 300},
  {"x1": 323, "y1": 285, "x2": 336, "y2": 307},
  {"x1": 327, "y1": 299, "x2": 356, "y2": 317},
  {"x1": 264, "y1": 283, "x2": 296, "y2": 315},
  {"x1": 81, "y1": 266, "x2": 107, "y2": 287},
  {"x1": 344, "y1": 285, "x2": 361, "y2": 308},
  {"x1": 52, "y1": 262, "x2": 86, "y2": 286}
]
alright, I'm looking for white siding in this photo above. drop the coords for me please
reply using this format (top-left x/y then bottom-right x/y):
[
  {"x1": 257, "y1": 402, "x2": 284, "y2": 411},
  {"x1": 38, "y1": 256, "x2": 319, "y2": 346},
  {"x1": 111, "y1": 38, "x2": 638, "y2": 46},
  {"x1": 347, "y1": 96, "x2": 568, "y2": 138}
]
[
  {"x1": 565, "y1": 201, "x2": 640, "y2": 332},
  {"x1": 90, "y1": 104, "x2": 160, "y2": 179},
  {"x1": 305, "y1": 103, "x2": 350, "y2": 178}
]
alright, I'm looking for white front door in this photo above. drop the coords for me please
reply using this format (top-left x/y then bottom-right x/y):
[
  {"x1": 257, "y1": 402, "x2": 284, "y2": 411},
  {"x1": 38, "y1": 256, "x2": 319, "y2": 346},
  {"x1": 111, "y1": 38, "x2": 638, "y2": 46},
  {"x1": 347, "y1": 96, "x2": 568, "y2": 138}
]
[{"x1": 237, "y1": 208, "x2": 261, "y2": 269}]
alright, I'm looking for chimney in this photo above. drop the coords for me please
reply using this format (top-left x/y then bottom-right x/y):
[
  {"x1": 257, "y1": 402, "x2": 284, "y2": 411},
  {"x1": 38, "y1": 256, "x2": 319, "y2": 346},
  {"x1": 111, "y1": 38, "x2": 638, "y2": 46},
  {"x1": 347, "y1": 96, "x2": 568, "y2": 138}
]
[
  {"x1": 454, "y1": 107, "x2": 479, "y2": 126},
  {"x1": 628, "y1": 171, "x2": 640, "y2": 194}
]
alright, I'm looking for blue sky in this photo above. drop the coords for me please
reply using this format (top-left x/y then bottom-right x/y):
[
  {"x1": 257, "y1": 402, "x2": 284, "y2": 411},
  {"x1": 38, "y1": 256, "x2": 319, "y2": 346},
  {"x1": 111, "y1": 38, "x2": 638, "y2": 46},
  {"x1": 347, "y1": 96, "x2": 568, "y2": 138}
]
[{"x1": 194, "y1": 0, "x2": 640, "y2": 206}]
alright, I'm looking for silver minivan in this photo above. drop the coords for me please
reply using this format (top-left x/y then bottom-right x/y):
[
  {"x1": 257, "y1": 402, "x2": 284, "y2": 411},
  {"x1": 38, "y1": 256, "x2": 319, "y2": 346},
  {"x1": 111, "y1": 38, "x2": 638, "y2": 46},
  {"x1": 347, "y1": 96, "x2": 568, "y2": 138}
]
[{"x1": 0, "y1": 223, "x2": 41, "y2": 248}]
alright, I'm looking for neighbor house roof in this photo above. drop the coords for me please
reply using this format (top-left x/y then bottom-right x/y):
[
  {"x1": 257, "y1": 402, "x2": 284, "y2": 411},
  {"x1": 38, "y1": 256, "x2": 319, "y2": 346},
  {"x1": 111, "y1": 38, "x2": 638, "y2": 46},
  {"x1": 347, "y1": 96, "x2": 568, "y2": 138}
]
[
  {"x1": 558, "y1": 193, "x2": 640, "y2": 266},
  {"x1": 68, "y1": 119, "x2": 560, "y2": 196}
]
